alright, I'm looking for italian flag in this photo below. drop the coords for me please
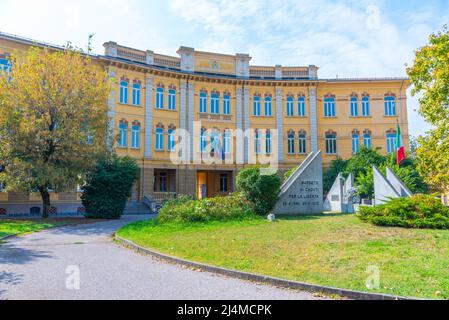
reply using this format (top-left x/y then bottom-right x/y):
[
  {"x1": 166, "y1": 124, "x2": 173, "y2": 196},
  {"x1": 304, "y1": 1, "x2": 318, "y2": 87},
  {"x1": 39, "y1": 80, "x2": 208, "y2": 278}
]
[{"x1": 396, "y1": 124, "x2": 406, "y2": 165}]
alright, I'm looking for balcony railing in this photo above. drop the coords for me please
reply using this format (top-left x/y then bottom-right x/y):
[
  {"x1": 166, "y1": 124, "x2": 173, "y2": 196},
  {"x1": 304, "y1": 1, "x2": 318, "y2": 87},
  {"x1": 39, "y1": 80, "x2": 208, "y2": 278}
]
[{"x1": 152, "y1": 192, "x2": 177, "y2": 202}]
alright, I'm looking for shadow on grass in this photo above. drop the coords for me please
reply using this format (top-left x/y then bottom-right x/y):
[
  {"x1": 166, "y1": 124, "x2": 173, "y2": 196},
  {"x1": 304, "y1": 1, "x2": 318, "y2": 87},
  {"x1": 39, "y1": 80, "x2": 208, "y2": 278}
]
[{"x1": 276, "y1": 213, "x2": 355, "y2": 222}]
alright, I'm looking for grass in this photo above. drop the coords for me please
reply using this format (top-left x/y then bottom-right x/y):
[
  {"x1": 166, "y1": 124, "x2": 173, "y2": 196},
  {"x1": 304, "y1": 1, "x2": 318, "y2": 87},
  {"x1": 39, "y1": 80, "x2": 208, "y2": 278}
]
[
  {"x1": 0, "y1": 218, "x2": 100, "y2": 239},
  {"x1": 118, "y1": 214, "x2": 449, "y2": 299}
]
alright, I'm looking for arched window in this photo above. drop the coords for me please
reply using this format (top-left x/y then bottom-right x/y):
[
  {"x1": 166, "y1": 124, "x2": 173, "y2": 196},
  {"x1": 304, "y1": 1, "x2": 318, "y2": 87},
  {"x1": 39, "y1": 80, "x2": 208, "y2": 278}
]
[
  {"x1": 200, "y1": 91, "x2": 207, "y2": 113},
  {"x1": 364, "y1": 132, "x2": 372, "y2": 148},
  {"x1": 155, "y1": 127, "x2": 164, "y2": 151},
  {"x1": 298, "y1": 132, "x2": 307, "y2": 154},
  {"x1": 264, "y1": 96, "x2": 272, "y2": 116},
  {"x1": 362, "y1": 96, "x2": 370, "y2": 116},
  {"x1": 211, "y1": 93, "x2": 220, "y2": 114},
  {"x1": 386, "y1": 133, "x2": 396, "y2": 154},
  {"x1": 118, "y1": 122, "x2": 128, "y2": 148},
  {"x1": 265, "y1": 130, "x2": 272, "y2": 155},
  {"x1": 223, "y1": 94, "x2": 231, "y2": 115},
  {"x1": 324, "y1": 97, "x2": 336, "y2": 117},
  {"x1": 167, "y1": 129, "x2": 175, "y2": 151},
  {"x1": 253, "y1": 95, "x2": 261, "y2": 116},
  {"x1": 298, "y1": 96, "x2": 306, "y2": 117},
  {"x1": 286, "y1": 96, "x2": 294, "y2": 117},
  {"x1": 350, "y1": 97, "x2": 358, "y2": 117},
  {"x1": 120, "y1": 81, "x2": 128, "y2": 104},
  {"x1": 384, "y1": 95, "x2": 397, "y2": 116},
  {"x1": 287, "y1": 132, "x2": 295, "y2": 154},
  {"x1": 352, "y1": 133, "x2": 360, "y2": 154},
  {"x1": 132, "y1": 83, "x2": 141, "y2": 106},
  {"x1": 131, "y1": 124, "x2": 140, "y2": 149},
  {"x1": 325, "y1": 133, "x2": 337, "y2": 154},
  {"x1": 156, "y1": 87, "x2": 164, "y2": 109},
  {"x1": 168, "y1": 89, "x2": 176, "y2": 110}
]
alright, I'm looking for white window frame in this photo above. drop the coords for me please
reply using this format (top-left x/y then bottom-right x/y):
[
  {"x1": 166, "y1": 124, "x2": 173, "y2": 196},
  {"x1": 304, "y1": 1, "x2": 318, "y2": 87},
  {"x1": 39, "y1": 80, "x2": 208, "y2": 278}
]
[
  {"x1": 253, "y1": 96, "x2": 261, "y2": 116},
  {"x1": 264, "y1": 97, "x2": 272, "y2": 116},
  {"x1": 156, "y1": 87, "x2": 164, "y2": 109},
  {"x1": 364, "y1": 134, "x2": 372, "y2": 148},
  {"x1": 287, "y1": 134, "x2": 295, "y2": 155},
  {"x1": 131, "y1": 125, "x2": 140, "y2": 149},
  {"x1": 352, "y1": 134, "x2": 360, "y2": 154},
  {"x1": 200, "y1": 93, "x2": 207, "y2": 113},
  {"x1": 324, "y1": 98, "x2": 336, "y2": 117},
  {"x1": 155, "y1": 128, "x2": 164, "y2": 151},
  {"x1": 223, "y1": 95, "x2": 231, "y2": 115},
  {"x1": 298, "y1": 135, "x2": 307, "y2": 154},
  {"x1": 286, "y1": 97, "x2": 294, "y2": 117},
  {"x1": 298, "y1": 97, "x2": 306, "y2": 117},
  {"x1": 350, "y1": 98, "x2": 358, "y2": 117},
  {"x1": 168, "y1": 89, "x2": 176, "y2": 110},
  {"x1": 362, "y1": 97, "x2": 370, "y2": 116},
  {"x1": 211, "y1": 94, "x2": 220, "y2": 114},
  {"x1": 132, "y1": 84, "x2": 141, "y2": 106},
  {"x1": 325, "y1": 135, "x2": 337, "y2": 154}
]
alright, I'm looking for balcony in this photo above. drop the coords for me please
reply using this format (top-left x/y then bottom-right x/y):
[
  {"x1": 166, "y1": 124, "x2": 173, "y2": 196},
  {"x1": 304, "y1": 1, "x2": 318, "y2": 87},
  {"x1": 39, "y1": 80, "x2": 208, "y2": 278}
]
[
  {"x1": 152, "y1": 192, "x2": 177, "y2": 202},
  {"x1": 197, "y1": 113, "x2": 234, "y2": 122}
]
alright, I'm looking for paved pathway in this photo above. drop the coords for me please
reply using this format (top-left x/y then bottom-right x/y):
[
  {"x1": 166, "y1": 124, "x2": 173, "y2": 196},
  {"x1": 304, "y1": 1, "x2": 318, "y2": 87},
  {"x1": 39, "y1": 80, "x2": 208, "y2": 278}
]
[{"x1": 0, "y1": 216, "x2": 320, "y2": 300}]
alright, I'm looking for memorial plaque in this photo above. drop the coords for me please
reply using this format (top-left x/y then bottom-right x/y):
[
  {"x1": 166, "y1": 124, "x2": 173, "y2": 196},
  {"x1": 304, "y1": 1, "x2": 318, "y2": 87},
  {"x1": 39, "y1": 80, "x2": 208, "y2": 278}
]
[{"x1": 274, "y1": 151, "x2": 323, "y2": 215}]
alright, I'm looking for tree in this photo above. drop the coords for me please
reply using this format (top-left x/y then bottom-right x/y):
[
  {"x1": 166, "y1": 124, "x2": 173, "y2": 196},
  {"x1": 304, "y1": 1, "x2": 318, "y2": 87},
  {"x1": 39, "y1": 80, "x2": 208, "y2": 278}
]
[
  {"x1": 82, "y1": 155, "x2": 139, "y2": 219},
  {"x1": 407, "y1": 26, "x2": 449, "y2": 193},
  {"x1": 236, "y1": 167, "x2": 281, "y2": 216},
  {"x1": 0, "y1": 47, "x2": 110, "y2": 218},
  {"x1": 323, "y1": 157, "x2": 348, "y2": 195}
]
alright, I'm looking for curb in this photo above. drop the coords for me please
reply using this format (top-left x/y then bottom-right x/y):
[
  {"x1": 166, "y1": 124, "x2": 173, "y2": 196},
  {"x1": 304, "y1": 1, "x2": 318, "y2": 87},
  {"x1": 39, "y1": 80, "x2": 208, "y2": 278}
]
[
  {"x1": 114, "y1": 234, "x2": 416, "y2": 301},
  {"x1": 0, "y1": 234, "x2": 18, "y2": 241}
]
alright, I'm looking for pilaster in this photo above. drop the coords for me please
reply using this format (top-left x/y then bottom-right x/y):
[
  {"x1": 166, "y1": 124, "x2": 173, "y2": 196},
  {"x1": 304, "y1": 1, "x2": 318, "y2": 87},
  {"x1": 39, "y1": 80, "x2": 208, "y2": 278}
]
[
  {"x1": 275, "y1": 87, "x2": 284, "y2": 162},
  {"x1": 144, "y1": 77, "x2": 154, "y2": 158},
  {"x1": 243, "y1": 87, "x2": 250, "y2": 164},
  {"x1": 309, "y1": 86, "x2": 319, "y2": 152}
]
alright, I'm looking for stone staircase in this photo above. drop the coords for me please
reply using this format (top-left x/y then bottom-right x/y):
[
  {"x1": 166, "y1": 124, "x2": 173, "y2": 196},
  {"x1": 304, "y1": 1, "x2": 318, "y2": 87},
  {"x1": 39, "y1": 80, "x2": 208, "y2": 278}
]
[{"x1": 123, "y1": 201, "x2": 153, "y2": 215}]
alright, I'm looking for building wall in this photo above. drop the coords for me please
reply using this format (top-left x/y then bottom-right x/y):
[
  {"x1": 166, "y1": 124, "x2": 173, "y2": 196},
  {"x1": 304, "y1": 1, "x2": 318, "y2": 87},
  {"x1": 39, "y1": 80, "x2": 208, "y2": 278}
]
[{"x1": 0, "y1": 33, "x2": 412, "y2": 212}]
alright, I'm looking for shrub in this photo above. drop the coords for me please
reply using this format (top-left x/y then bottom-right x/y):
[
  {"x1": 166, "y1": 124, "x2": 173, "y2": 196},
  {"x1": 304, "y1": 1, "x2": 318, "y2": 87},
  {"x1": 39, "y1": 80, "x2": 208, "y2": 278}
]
[
  {"x1": 158, "y1": 193, "x2": 255, "y2": 224},
  {"x1": 235, "y1": 167, "x2": 281, "y2": 216},
  {"x1": 358, "y1": 194, "x2": 449, "y2": 229},
  {"x1": 284, "y1": 167, "x2": 297, "y2": 180},
  {"x1": 81, "y1": 155, "x2": 140, "y2": 219}
]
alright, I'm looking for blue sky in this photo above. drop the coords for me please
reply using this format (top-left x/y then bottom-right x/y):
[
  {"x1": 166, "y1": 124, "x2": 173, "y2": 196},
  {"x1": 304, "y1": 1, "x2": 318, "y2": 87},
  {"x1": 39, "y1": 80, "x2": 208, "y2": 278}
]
[{"x1": 1, "y1": 0, "x2": 448, "y2": 137}]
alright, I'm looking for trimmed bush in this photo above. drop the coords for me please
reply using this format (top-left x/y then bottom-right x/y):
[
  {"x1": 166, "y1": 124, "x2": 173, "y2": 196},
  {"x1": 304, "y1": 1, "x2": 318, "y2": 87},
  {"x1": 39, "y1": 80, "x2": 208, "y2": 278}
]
[
  {"x1": 158, "y1": 193, "x2": 255, "y2": 224},
  {"x1": 82, "y1": 155, "x2": 140, "y2": 219},
  {"x1": 236, "y1": 167, "x2": 281, "y2": 216},
  {"x1": 358, "y1": 194, "x2": 449, "y2": 229}
]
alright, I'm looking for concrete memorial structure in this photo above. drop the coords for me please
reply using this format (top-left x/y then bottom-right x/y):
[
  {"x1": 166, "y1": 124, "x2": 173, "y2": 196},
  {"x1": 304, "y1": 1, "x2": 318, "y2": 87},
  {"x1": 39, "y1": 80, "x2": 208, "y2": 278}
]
[
  {"x1": 374, "y1": 166, "x2": 412, "y2": 205},
  {"x1": 273, "y1": 151, "x2": 323, "y2": 215},
  {"x1": 323, "y1": 173, "x2": 355, "y2": 213}
]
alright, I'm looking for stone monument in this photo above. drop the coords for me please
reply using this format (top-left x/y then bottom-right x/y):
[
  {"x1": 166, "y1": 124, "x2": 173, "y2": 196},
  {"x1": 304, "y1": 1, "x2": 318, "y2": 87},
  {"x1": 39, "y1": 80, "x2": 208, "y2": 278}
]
[
  {"x1": 374, "y1": 166, "x2": 412, "y2": 205},
  {"x1": 273, "y1": 151, "x2": 323, "y2": 215},
  {"x1": 323, "y1": 172, "x2": 356, "y2": 213}
]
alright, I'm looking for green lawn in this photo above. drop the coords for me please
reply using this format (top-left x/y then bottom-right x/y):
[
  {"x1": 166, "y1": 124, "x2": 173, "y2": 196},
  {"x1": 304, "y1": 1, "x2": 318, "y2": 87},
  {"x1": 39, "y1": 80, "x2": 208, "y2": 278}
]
[
  {"x1": 118, "y1": 214, "x2": 449, "y2": 299},
  {"x1": 0, "y1": 218, "x2": 98, "y2": 239}
]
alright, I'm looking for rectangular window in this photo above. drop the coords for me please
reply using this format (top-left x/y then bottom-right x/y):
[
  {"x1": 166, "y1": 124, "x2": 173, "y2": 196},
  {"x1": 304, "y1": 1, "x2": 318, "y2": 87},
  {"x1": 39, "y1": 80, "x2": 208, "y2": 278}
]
[
  {"x1": 264, "y1": 98, "x2": 272, "y2": 116},
  {"x1": 159, "y1": 173, "x2": 167, "y2": 192},
  {"x1": 118, "y1": 123, "x2": 127, "y2": 148},
  {"x1": 168, "y1": 90, "x2": 176, "y2": 110},
  {"x1": 167, "y1": 130, "x2": 175, "y2": 152},
  {"x1": 131, "y1": 125, "x2": 140, "y2": 149},
  {"x1": 362, "y1": 97, "x2": 370, "y2": 116},
  {"x1": 288, "y1": 135, "x2": 295, "y2": 154},
  {"x1": 352, "y1": 134, "x2": 360, "y2": 154},
  {"x1": 211, "y1": 94, "x2": 220, "y2": 114},
  {"x1": 223, "y1": 131, "x2": 231, "y2": 154},
  {"x1": 155, "y1": 129, "x2": 164, "y2": 151},
  {"x1": 220, "y1": 174, "x2": 229, "y2": 193},
  {"x1": 223, "y1": 96, "x2": 231, "y2": 115},
  {"x1": 286, "y1": 98, "x2": 294, "y2": 116},
  {"x1": 325, "y1": 135, "x2": 337, "y2": 154},
  {"x1": 298, "y1": 135, "x2": 307, "y2": 154},
  {"x1": 266, "y1": 133, "x2": 272, "y2": 155},
  {"x1": 385, "y1": 97, "x2": 397, "y2": 116},
  {"x1": 156, "y1": 88, "x2": 164, "y2": 109},
  {"x1": 350, "y1": 98, "x2": 358, "y2": 117},
  {"x1": 386, "y1": 134, "x2": 396, "y2": 154},
  {"x1": 132, "y1": 84, "x2": 141, "y2": 106},
  {"x1": 119, "y1": 82, "x2": 128, "y2": 104},
  {"x1": 200, "y1": 93, "x2": 207, "y2": 113},
  {"x1": 324, "y1": 98, "x2": 336, "y2": 117},
  {"x1": 254, "y1": 132, "x2": 261, "y2": 155},
  {"x1": 298, "y1": 97, "x2": 306, "y2": 117},
  {"x1": 253, "y1": 97, "x2": 261, "y2": 116},
  {"x1": 364, "y1": 134, "x2": 372, "y2": 148}
]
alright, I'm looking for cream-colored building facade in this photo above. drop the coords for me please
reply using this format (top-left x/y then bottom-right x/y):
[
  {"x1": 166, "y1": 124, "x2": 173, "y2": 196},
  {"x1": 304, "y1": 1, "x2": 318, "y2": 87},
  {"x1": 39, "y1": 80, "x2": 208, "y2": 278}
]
[{"x1": 0, "y1": 32, "x2": 410, "y2": 215}]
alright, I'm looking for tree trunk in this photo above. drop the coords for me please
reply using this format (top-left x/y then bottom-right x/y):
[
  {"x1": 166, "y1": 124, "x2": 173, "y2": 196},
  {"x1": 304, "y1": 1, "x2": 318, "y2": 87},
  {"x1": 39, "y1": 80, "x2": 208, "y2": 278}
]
[{"x1": 39, "y1": 187, "x2": 51, "y2": 219}]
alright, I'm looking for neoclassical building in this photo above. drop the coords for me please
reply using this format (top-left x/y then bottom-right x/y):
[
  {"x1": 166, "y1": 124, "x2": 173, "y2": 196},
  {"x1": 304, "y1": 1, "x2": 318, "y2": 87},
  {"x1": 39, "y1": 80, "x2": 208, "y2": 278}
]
[{"x1": 0, "y1": 31, "x2": 410, "y2": 215}]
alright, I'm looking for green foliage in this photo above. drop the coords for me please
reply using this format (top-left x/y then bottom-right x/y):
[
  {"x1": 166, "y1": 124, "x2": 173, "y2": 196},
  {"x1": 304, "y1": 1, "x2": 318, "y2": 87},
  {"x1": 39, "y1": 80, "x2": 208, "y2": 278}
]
[
  {"x1": 407, "y1": 26, "x2": 449, "y2": 192},
  {"x1": 158, "y1": 193, "x2": 255, "y2": 224},
  {"x1": 235, "y1": 167, "x2": 281, "y2": 215},
  {"x1": 323, "y1": 157, "x2": 348, "y2": 194},
  {"x1": 358, "y1": 194, "x2": 449, "y2": 229},
  {"x1": 81, "y1": 155, "x2": 139, "y2": 219},
  {"x1": 325, "y1": 147, "x2": 428, "y2": 198},
  {"x1": 0, "y1": 47, "x2": 110, "y2": 218},
  {"x1": 284, "y1": 167, "x2": 297, "y2": 181}
]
